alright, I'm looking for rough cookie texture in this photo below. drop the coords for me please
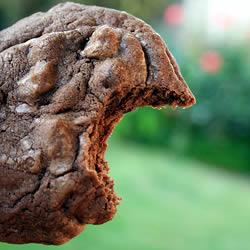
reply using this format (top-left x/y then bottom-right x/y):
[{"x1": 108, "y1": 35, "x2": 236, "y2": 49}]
[{"x1": 0, "y1": 2, "x2": 195, "y2": 245}]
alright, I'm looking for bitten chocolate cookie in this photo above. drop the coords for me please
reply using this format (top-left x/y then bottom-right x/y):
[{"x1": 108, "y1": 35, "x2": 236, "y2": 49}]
[{"x1": 0, "y1": 2, "x2": 195, "y2": 245}]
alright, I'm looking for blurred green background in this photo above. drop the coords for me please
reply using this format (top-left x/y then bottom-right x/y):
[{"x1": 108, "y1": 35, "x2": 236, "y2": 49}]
[{"x1": 1, "y1": 0, "x2": 250, "y2": 249}]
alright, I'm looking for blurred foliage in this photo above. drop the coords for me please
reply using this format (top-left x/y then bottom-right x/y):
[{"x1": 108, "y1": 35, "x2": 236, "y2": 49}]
[
  {"x1": 183, "y1": 44, "x2": 250, "y2": 135},
  {"x1": 0, "y1": 0, "x2": 249, "y2": 173},
  {"x1": 0, "y1": 0, "x2": 174, "y2": 28}
]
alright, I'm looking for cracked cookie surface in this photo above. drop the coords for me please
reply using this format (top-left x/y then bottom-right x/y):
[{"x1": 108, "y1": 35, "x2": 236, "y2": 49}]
[{"x1": 0, "y1": 2, "x2": 195, "y2": 245}]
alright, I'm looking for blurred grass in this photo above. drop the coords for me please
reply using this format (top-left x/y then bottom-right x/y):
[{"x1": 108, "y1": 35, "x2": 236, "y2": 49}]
[
  {"x1": 1, "y1": 140, "x2": 250, "y2": 250},
  {"x1": 115, "y1": 108, "x2": 250, "y2": 173}
]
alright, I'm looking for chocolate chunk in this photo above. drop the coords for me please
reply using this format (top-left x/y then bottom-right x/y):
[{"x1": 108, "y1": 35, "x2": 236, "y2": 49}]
[{"x1": 0, "y1": 2, "x2": 195, "y2": 245}]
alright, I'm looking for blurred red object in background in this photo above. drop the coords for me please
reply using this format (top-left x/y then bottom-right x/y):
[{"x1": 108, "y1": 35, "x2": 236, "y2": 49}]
[
  {"x1": 214, "y1": 13, "x2": 235, "y2": 30},
  {"x1": 164, "y1": 3, "x2": 184, "y2": 26},
  {"x1": 200, "y1": 51, "x2": 223, "y2": 73}
]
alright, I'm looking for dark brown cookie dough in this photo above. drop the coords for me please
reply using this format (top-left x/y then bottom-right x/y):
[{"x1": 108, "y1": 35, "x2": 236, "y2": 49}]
[{"x1": 0, "y1": 2, "x2": 195, "y2": 245}]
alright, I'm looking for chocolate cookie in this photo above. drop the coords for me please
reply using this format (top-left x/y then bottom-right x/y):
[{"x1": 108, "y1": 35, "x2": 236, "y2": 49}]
[{"x1": 0, "y1": 2, "x2": 195, "y2": 245}]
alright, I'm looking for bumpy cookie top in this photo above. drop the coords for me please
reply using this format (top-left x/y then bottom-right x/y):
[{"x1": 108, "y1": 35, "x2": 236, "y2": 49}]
[{"x1": 0, "y1": 2, "x2": 195, "y2": 106}]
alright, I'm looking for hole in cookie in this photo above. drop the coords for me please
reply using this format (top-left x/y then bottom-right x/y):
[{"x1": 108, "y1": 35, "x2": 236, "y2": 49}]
[
  {"x1": 0, "y1": 89, "x2": 7, "y2": 105},
  {"x1": 76, "y1": 38, "x2": 90, "y2": 60},
  {"x1": 76, "y1": 53, "x2": 82, "y2": 60},
  {"x1": 79, "y1": 38, "x2": 89, "y2": 51},
  {"x1": 102, "y1": 78, "x2": 112, "y2": 89},
  {"x1": 37, "y1": 95, "x2": 51, "y2": 106}
]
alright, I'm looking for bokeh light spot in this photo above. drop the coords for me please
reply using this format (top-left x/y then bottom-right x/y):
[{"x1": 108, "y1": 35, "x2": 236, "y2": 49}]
[
  {"x1": 200, "y1": 51, "x2": 223, "y2": 73},
  {"x1": 164, "y1": 3, "x2": 184, "y2": 27}
]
